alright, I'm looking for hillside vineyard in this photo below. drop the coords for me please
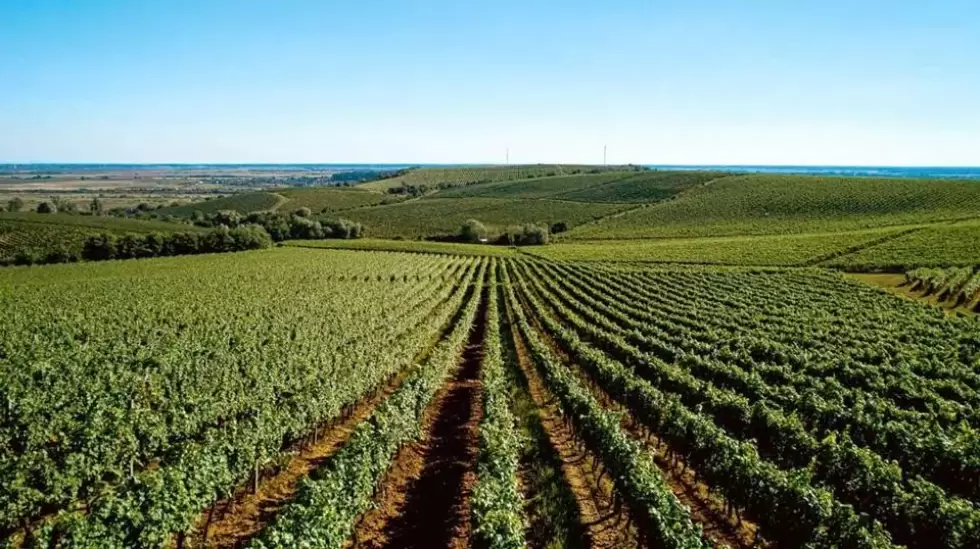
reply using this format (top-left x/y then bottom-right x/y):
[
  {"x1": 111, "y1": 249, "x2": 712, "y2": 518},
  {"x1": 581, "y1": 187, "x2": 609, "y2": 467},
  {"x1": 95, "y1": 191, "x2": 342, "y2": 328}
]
[{"x1": 2, "y1": 247, "x2": 980, "y2": 548}]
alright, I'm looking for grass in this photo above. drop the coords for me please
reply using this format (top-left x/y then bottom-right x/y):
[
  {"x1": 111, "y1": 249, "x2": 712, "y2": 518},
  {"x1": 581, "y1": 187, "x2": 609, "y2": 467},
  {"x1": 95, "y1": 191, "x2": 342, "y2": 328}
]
[
  {"x1": 568, "y1": 174, "x2": 980, "y2": 239},
  {"x1": 343, "y1": 198, "x2": 628, "y2": 239},
  {"x1": 285, "y1": 238, "x2": 519, "y2": 257},
  {"x1": 525, "y1": 227, "x2": 912, "y2": 266},
  {"x1": 274, "y1": 188, "x2": 397, "y2": 213},
  {"x1": 155, "y1": 192, "x2": 284, "y2": 216}
]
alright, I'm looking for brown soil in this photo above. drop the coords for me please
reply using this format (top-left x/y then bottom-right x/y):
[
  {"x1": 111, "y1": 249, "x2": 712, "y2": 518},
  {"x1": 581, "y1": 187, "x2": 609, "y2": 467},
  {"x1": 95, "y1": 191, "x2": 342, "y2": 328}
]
[
  {"x1": 847, "y1": 272, "x2": 977, "y2": 317},
  {"x1": 187, "y1": 287, "x2": 470, "y2": 548},
  {"x1": 515, "y1": 278, "x2": 763, "y2": 548},
  {"x1": 189, "y1": 366, "x2": 416, "y2": 548},
  {"x1": 507, "y1": 307, "x2": 639, "y2": 549},
  {"x1": 348, "y1": 288, "x2": 488, "y2": 549}
]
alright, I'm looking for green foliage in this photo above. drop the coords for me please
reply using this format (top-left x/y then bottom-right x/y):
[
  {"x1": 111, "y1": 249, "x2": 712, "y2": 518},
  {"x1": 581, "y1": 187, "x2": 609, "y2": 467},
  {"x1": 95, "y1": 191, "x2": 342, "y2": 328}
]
[
  {"x1": 471, "y1": 281, "x2": 527, "y2": 549},
  {"x1": 570, "y1": 174, "x2": 980, "y2": 239},
  {"x1": 435, "y1": 172, "x2": 635, "y2": 199},
  {"x1": 826, "y1": 219, "x2": 980, "y2": 269},
  {"x1": 511, "y1": 260, "x2": 980, "y2": 547},
  {"x1": 251, "y1": 261, "x2": 486, "y2": 549},
  {"x1": 155, "y1": 191, "x2": 283, "y2": 217},
  {"x1": 556, "y1": 171, "x2": 726, "y2": 203},
  {"x1": 358, "y1": 165, "x2": 640, "y2": 193},
  {"x1": 7, "y1": 197, "x2": 24, "y2": 212},
  {"x1": 81, "y1": 225, "x2": 272, "y2": 262},
  {"x1": 284, "y1": 238, "x2": 519, "y2": 257},
  {"x1": 344, "y1": 197, "x2": 626, "y2": 239},
  {"x1": 531, "y1": 227, "x2": 910, "y2": 265},
  {"x1": 0, "y1": 249, "x2": 483, "y2": 545},
  {"x1": 460, "y1": 218, "x2": 488, "y2": 242},
  {"x1": 35, "y1": 201, "x2": 56, "y2": 214},
  {"x1": 0, "y1": 213, "x2": 206, "y2": 265},
  {"x1": 275, "y1": 187, "x2": 395, "y2": 213}
]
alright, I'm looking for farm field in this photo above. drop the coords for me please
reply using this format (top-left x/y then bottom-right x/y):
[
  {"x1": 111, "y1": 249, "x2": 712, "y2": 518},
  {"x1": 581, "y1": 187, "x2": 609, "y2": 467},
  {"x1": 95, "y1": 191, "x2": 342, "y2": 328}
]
[
  {"x1": 339, "y1": 197, "x2": 629, "y2": 239},
  {"x1": 4, "y1": 166, "x2": 980, "y2": 549},
  {"x1": 285, "y1": 238, "x2": 519, "y2": 257},
  {"x1": 3, "y1": 246, "x2": 980, "y2": 548},
  {"x1": 0, "y1": 213, "x2": 207, "y2": 263},
  {"x1": 568, "y1": 174, "x2": 980, "y2": 239}
]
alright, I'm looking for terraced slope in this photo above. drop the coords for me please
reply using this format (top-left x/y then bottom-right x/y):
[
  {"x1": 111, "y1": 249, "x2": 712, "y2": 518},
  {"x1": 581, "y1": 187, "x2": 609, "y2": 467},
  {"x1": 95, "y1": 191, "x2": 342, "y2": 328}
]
[{"x1": 569, "y1": 174, "x2": 980, "y2": 239}]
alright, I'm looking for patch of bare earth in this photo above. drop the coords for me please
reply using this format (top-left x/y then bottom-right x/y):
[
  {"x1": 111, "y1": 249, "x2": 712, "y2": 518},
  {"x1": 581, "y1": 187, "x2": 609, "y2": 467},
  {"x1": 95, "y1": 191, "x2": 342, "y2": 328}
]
[
  {"x1": 507, "y1": 310, "x2": 640, "y2": 549},
  {"x1": 348, "y1": 289, "x2": 488, "y2": 549}
]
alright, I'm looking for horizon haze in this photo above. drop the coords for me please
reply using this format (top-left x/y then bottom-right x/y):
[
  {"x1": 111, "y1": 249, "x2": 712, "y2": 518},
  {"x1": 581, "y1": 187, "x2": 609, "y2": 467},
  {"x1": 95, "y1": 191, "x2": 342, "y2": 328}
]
[{"x1": 2, "y1": 1, "x2": 978, "y2": 166}]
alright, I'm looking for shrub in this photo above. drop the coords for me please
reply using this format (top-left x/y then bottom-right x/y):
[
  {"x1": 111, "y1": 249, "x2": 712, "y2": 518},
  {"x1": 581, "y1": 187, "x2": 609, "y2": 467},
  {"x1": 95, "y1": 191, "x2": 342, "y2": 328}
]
[
  {"x1": 460, "y1": 219, "x2": 488, "y2": 243},
  {"x1": 36, "y1": 202, "x2": 56, "y2": 214},
  {"x1": 7, "y1": 197, "x2": 24, "y2": 212}
]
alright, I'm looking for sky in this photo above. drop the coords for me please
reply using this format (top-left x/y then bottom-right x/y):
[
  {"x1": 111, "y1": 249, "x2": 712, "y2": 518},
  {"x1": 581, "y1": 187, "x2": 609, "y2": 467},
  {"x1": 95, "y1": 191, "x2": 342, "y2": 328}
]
[{"x1": 1, "y1": 0, "x2": 979, "y2": 165}]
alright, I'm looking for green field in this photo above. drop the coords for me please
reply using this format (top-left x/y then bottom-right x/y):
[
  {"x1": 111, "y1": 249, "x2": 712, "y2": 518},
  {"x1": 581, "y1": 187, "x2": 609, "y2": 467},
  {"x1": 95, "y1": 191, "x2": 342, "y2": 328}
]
[
  {"x1": 155, "y1": 191, "x2": 284, "y2": 216},
  {"x1": 568, "y1": 174, "x2": 980, "y2": 239},
  {"x1": 274, "y1": 187, "x2": 396, "y2": 212},
  {"x1": 286, "y1": 238, "x2": 518, "y2": 257},
  {"x1": 0, "y1": 213, "x2": 205, "y2": 262},
  {"x1": 527, "y1": 226, "x2": 913, "y2": 265},
  {"x1": 825, "y1": 219, "x2": 980, "y2": 269},
  {"x1": 342, "y1": 197, "x2": 629, "y2": 239},
  {"x1": 357, "y1": 164, "x2": 637, "y2": 192},
  {"x1": 4, "y1": 249, "x2": 980, "y2": 548}
]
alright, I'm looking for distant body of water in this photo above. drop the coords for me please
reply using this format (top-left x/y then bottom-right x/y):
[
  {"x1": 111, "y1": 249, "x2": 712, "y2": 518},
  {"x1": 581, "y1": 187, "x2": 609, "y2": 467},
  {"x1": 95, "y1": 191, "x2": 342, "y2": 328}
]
[
  {"x1": 646, "y1": 165, "x2": 980, "y2": 179},
  {"x1": 2, "y1": 163, "x2": 980, "y2": 179}
]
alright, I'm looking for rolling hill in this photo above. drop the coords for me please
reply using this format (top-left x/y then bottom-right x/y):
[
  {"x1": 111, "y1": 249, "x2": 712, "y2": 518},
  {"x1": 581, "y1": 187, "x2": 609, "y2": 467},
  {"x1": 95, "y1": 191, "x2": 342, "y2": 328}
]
[
  {"x1": 567, "y1": 174, "x2": 980, "y2": 239},
  {"x1": 0, "y1": 213, "x2": 205, "y2": 263}
]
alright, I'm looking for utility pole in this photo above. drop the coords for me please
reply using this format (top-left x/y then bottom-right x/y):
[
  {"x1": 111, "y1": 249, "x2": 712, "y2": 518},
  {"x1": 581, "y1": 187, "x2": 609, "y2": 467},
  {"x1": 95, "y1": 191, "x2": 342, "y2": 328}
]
[
  {"x1": 506, "y1": 148, "x2": 509, "y2": 165},
  {"x1": 603, "y1": 145, "x2": 607, "y2": 166}
]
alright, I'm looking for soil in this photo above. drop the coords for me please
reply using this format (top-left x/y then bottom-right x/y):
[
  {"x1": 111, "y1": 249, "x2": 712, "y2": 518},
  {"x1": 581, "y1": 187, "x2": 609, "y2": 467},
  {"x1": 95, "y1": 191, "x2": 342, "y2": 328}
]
[
  {"x1": 507, "y1": 303, "x2": 640, "y2": 549},
  {"x1": 348, "y1": 287, "x2": 488, "y2": 549},
  {"x1": 187, "y1": 286, "x2": 470, "y2": 548},
  {"x1": 515, "y1": 276, "x2": 764, "y2": 548}
]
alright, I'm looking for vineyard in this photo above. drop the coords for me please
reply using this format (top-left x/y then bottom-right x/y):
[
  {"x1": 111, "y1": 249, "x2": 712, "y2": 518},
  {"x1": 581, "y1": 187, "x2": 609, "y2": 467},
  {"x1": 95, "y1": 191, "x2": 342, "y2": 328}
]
[
  {"x1": 0, "y1": 214, "x2": 207, "y2": 264},
  {"x1": 3, "y1": 246, "x2": 980, "y2": 548}
]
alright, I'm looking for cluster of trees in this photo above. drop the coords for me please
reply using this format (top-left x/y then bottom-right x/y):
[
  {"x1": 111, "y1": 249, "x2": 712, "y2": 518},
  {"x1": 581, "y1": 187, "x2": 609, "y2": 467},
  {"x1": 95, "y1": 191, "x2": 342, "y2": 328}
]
[
  {"x1": 82, "y1": 225, "x2": 273, "y2": 261},
  {"x1": 191, "y1": 209, "x2": 364, "y2": 241},
  {"x1": 2, "y1": 196, "x2": 111, "y2": 215},
  {"x1": 4, "y1": 226, "x2": 274, "y2": 267},
  {"x1": 458, "y1": 219, "x2": 550, "y2": 246}
]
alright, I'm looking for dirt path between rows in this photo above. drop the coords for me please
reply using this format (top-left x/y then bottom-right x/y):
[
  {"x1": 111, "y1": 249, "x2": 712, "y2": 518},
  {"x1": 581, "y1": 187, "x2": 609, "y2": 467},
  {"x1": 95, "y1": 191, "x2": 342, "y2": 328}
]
[
  {"x1": 506, "y1": 301, "x2": 640, "y2": 549},
  {"x1": 189, "y1": 366, "x2": 418, "y2": 548},
  {"x1": 348, "y1": 288, "x2": 488, "y2": 549},
  {"x1": 187, "y1": 286, "x2": 473, "y2": 549},
  {"x1": 514, "y1": 278, "x2": 763, "y2": 548}
]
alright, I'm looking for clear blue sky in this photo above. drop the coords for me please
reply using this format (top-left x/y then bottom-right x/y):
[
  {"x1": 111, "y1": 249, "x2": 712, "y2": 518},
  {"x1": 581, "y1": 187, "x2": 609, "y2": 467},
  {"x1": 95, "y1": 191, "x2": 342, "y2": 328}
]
[{"x1": 1, "y1": 0, "x2": 978, "y2": 165}]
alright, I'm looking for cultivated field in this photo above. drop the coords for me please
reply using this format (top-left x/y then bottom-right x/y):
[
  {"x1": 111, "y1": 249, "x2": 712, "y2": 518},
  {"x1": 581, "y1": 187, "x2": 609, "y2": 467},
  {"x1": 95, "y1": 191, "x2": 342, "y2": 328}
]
[{"x1": 3, "y1": 165, "x2": 980, "y2": 548}]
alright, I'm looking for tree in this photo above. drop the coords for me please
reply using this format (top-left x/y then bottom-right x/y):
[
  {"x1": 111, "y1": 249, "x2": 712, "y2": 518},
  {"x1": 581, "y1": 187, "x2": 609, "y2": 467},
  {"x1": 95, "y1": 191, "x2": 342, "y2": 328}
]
[
  {"x1": 7, "y1": 197, "x2": 24, "y2": 212},
  {"x1": 460, "y1": 219, "x2": 488, "y2": 243},
  {"x1": 82, "y1": 233, "x2": 117, "y2": 261},
  {"x1": 550, "y1": 221, "x2": 569, "y2": 234},
  {"x1": 89, "y1": 197, "x2": 104, "y2": 215},
  {"x1": 36, "y1": 202, "x2": 56, "y2": 214},
  {"x1": 294, "y1": 207, "x2": 312, "y2": 218},
  {"x1": 51, "y1": 197, "x2": 78, "y2": 213}
]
